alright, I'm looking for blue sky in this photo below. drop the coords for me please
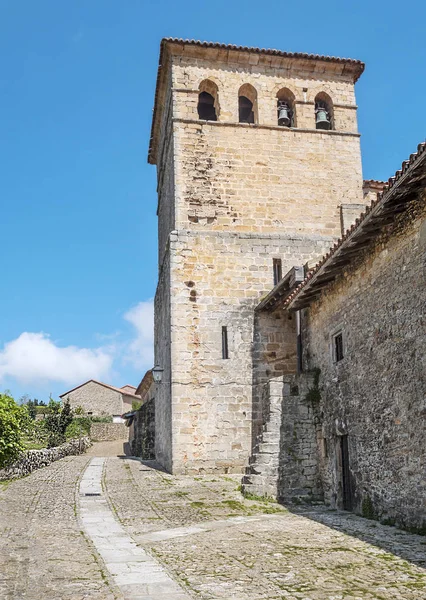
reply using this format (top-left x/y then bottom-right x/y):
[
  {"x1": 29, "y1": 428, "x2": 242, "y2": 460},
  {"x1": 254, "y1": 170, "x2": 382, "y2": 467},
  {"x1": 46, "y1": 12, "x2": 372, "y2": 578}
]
[{"x1": 1, "y1": 0, "x2": 425, "y2": 402}]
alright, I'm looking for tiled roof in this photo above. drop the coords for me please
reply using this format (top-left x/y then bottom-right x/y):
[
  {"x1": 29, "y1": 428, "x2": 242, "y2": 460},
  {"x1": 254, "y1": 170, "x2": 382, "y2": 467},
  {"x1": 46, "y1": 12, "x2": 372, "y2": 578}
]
[
  {"x1": 148, "y1": 38, "x2": 364, "y2": 164},
  {"x1": 60, "y1": 380, "x2": 141, "y2": 398},
  {"x1": 160, "y1": 38, "x2": 364, "y2": 69},
  {"x1": 286, "y1": 141, "x2": 426, "y2": 311}
]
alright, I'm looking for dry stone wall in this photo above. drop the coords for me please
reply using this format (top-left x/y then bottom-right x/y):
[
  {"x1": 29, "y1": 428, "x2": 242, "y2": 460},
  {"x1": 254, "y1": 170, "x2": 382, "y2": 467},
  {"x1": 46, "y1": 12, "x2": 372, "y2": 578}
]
[
  {"x1": 90, "y1": 423, "x2": 127, "y2": 441},
  {"x1": 0, "y1": 437, "x2": 91, "y2": 481},
  {"x1": 302, "y1": 194, "x2": 426, "y2": 531}
]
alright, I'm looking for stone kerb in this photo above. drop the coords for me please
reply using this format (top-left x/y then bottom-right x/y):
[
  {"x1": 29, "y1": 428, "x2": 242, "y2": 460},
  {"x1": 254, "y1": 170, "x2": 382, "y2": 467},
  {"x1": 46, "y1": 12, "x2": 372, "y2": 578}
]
[{"x1": 0, "y1": 437, "x2": 92, "y2": 481}]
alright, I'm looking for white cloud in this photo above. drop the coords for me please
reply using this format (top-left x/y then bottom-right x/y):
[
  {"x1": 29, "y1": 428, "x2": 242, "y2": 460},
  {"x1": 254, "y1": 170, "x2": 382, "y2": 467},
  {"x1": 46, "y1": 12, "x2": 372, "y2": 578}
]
[
  {"x1": 123, "y1": 299, "x2": 154, "y2": 369},
  {"x1": 0, "y1": 332, "x2": 113, "y2": 386},
  {"x1": 0, "y1": 299, "x2": 154, "y2": 389}
]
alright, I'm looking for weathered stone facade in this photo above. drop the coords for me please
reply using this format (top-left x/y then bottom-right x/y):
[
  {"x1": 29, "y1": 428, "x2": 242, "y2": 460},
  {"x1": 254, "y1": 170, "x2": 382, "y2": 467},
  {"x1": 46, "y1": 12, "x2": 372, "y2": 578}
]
[
  {"x1": 131, "y1": 399, "x2": 156, "y2": 460},
  {"x1": 150, "y1": 39, "x2": 364, "y2": 474},
  {"x1": 243, "y1": 373, "x2": 321, "y2": 501},
  {"x1": 60, "y1": 380, "x2": 137, "y2": 417},
  {"x1": 298, "y1": 190, "x2": 426, "y2": 530}
]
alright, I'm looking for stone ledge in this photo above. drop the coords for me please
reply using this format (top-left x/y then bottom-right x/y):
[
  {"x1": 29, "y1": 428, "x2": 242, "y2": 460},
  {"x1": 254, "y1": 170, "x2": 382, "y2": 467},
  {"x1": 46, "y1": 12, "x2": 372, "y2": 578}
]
[{"x1": 173, "y1": 118, "x2": 361, "y2": 137}]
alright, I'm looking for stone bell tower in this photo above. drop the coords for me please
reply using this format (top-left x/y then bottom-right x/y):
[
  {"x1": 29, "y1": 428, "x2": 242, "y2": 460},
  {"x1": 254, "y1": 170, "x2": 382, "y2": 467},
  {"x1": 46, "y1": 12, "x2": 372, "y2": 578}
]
[{"x1": 148, "y1": 38, "x2": 364, "y2": 474}]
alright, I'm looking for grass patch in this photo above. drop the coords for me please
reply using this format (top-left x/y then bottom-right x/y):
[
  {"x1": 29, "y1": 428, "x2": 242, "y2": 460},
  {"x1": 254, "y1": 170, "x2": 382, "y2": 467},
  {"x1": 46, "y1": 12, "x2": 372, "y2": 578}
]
[
  {"x1": 242, "y1": 490, "x2": 276, "y2": 503},
  {"x1": 221, "y1": 500, "x2": 247, "y2": 511}
]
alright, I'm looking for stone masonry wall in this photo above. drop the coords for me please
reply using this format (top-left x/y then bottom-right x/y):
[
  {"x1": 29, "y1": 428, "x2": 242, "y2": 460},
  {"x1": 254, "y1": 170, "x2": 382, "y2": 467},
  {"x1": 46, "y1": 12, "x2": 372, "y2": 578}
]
[
  {"x1": 131, "y1": 398, "x2": 155, "y2": 460},
  {"x1": 64, "y1": 381, "x2": 124, "y2": 417},
  {"x1": 154, "y1": 249, "x2": 173, "y2": 471},
  {"x1": 0, "y1": 437, "x2": 91, "y2": 481},
  {"x1": 303, "y1": 193, "x2": 426, "y2": 530},
  {"x1": 169, "y1": 231, "x2": 333, "y2": 473},
  {"x1": 153, "y1": 47, "x2": 364, "y2": 473},
  {"x1": 277, "y1": 374, "x2": 322, "y2": 502},
  {"x1": 90, "y1": 423, "x2": 127, "y2": 442}
]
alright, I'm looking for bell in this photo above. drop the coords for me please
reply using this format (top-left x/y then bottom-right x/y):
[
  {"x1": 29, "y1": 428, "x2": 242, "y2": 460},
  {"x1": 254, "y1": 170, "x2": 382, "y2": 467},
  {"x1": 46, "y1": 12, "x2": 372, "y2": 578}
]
[
  {"x1": 316, "y1": 108, "x2": 331, "y2": 130},
  {"x1": 278, "y1": 102, "x2": 291, "y2": 127}
]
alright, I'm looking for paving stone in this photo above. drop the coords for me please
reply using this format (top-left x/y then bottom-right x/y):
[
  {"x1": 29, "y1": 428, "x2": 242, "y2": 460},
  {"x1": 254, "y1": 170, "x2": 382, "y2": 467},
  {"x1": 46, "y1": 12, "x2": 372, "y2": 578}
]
[{"x1": 106, "y1": 457, "x2": 426, "y2": 599}]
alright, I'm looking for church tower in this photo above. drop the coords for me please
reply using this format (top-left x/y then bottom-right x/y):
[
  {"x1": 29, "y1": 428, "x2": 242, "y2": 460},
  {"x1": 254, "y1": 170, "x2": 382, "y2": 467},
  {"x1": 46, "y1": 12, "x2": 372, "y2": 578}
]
[{"x1": 148, "y1": 38, "x2": 364, "y2": 473}]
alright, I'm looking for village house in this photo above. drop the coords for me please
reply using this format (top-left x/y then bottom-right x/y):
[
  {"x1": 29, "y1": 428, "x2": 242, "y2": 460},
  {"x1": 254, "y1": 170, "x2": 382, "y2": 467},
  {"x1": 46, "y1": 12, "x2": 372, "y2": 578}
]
[
  {"x1": 136, "y1": 38, "x2": 425, "y2": 531},
  {"x1": 60, "y1": 380, "x2": 140, "y2": 420}
]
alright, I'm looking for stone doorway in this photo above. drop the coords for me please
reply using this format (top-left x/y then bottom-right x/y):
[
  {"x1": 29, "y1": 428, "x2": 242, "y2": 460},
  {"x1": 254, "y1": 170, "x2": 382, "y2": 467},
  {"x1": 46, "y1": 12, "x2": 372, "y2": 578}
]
[{"x1": 340, "y1": 434, "x2": 353, "y2": 511}]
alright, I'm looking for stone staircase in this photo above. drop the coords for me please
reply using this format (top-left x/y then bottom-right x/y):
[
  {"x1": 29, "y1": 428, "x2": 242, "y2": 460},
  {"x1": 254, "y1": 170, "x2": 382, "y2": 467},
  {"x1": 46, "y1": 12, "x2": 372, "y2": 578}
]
[
  {"x1": 241, "y1": 378, "x2": 283, "y2": 499},
  {"x1": 242, "y1": 373, "x2": 322, "y2": 502}
]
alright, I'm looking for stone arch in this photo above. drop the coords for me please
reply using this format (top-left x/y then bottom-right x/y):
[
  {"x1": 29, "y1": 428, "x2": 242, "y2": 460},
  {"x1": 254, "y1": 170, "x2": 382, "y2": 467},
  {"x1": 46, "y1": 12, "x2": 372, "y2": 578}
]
[
  {"x1": 315, "y1": 91, "x2": 334, "y2": 130},
  {"x1": 238, "y1": 83, "x2": 258, "y2": 124},
  {"x1": 198, "y1": 79, "x2": 220, "y2": 121},
  {"x1": 276, "y1": 87, "x2": 296, "y2": 127}
]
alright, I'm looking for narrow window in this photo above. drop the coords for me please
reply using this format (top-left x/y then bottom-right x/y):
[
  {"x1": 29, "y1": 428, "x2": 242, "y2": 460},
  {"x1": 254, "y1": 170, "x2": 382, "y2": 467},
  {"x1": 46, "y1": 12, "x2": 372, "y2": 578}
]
[
  {"x1": 197, "y1": 91, "x2": 217, "y2": 121},
  {"x1": 273, "y1": 258, "x2": 282, "y2": 285},
  {"x1": 239, "y1": 96, "x2": 254, "y2": 124},
  {"x1": 334, "y1": 332, "x2": 344, "y2": 362},
  {"x1": 221, "y1": 326, "x2": 229, "y2": 359}
]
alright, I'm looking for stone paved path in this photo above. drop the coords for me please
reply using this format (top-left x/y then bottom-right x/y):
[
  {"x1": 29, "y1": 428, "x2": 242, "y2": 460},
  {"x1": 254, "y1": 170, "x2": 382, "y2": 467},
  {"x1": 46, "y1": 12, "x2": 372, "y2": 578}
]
[
  {"x1": 79, "y1": 458, "x2": 190, "y2": 599},
  {"x1": 1, "y1": 452, "x2": 426, "y2": 599},
  {"x1": 105, "y1": 458, "x2": 426, "y2": 600},
  {"x1": 0, "y1": 455, "x2": 118, "y2": 599}
]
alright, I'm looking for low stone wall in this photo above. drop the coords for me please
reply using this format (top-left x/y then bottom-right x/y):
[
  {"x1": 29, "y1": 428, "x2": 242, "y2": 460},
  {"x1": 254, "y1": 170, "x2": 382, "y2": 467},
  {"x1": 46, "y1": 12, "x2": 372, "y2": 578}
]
[
  {"x1": 0, "y1": 437, "x2": 92, "y2": 481},
  {"x1": 90, "y1": 423, "x2": 127, "y2": 442}
]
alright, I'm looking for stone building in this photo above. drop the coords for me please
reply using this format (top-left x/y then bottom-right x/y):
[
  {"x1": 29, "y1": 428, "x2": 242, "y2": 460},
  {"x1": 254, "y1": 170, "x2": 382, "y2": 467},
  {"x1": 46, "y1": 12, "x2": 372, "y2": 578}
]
[
  {"x1": 145, "y1": 38, "x2": 425, "y2": 530},
  {"x1": 242, "y1": 142, "x2": 426, "y2": 532},
  {"x1": 149, "y1": 38, "x2": 364, "y2": 474},
  {"x1": 60, "y1": 380, "x2": 139, "y2": 418}
]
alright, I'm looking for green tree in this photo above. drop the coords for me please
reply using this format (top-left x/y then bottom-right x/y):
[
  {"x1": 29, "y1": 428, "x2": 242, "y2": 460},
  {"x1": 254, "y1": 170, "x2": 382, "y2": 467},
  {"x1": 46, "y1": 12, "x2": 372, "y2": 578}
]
[
  {"x1": 45, "y1": 398, "x2": 74, "y2": 448},
  {"x1": 0, "y1": 393, "x2": 27, "y2": 468}
]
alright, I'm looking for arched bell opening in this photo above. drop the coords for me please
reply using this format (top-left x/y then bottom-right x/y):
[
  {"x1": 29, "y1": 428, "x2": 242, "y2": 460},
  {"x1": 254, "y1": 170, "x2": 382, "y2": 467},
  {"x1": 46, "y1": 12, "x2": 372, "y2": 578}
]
[
  {"x1": 238, "y1": 83, "x2": 258, "y2": 124},
  {"x1": 197, "y1": 80, "x2": 220, "y2": 121},
  {"x1": 276, "y1": 88, "x2": 296, "y2": 128},
  {"x1": 315, "y1": 92, "x2": 334, "y2": 130}
]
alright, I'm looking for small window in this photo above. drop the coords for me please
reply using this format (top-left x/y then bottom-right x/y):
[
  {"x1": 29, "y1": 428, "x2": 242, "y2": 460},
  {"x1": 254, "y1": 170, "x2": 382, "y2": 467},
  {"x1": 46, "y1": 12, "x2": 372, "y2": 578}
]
[
  {"x1": 333, "y1": 332, "x2": 344, "y2": 362},
  {"x1": 222, "y1": 326, "x2": 229, "y2": 359},
  {"x1": 273, "y1": 258, "x2": 282, "y2": 285}
]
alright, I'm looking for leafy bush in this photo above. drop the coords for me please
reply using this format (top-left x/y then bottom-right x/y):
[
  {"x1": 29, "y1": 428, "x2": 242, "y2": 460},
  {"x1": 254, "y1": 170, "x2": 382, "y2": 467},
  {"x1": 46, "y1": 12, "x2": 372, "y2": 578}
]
[
  {"x1": 66, "y1": 417, "x2": 91, "y2": 440},
  {"x1": 45, "y1": 399, "x2": 74, "y2": 448},
  {"x1": 90, "y1": 415, "x2": 113, "y2": 423},
  {"x1": 0, "y1": 393, "x2": 28, "y2": 468},
  {"x1": 24, "y1": 398, "x2": 47, "y2": 420}
]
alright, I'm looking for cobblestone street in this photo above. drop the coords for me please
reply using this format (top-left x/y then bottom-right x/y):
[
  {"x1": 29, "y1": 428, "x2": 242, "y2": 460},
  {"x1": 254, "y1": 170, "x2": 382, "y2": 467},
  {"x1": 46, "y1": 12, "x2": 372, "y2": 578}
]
[{"x1": 1, "y1": 450, "x2": 425, "y2": 599}]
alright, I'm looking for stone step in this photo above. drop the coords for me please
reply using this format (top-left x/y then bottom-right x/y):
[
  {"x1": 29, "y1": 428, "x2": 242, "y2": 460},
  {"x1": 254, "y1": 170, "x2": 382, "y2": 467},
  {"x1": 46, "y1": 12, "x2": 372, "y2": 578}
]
[
  {"x1": 259, "y1": 432, "x2": 280, "y2": 444},
  {"x1": 246, "y1": 463, "x2": 279, "y2": 477},
  {"x1": 249, "y1": 453, "x2": 279, "y2": 466}
]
